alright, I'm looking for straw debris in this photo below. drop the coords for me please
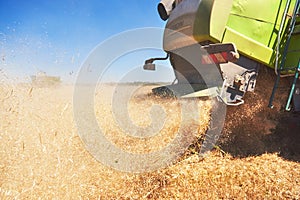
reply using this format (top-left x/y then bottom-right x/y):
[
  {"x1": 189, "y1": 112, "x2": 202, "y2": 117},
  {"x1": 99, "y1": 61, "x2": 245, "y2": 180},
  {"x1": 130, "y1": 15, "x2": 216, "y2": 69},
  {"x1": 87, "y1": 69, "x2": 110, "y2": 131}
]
[{"x1": 0, "y1": 74, "x2": 299, "y2": 199}]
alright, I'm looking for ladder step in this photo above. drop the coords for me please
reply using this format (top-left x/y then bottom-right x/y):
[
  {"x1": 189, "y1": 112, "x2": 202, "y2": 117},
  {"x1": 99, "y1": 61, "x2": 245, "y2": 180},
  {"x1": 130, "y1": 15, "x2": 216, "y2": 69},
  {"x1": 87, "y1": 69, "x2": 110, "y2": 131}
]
[
  {"x1": 287, "y1": 49, "x2": 300, "y2": 53},
  {"x1": 280, "y1": 66, "x2": 298, "y2": 71}
]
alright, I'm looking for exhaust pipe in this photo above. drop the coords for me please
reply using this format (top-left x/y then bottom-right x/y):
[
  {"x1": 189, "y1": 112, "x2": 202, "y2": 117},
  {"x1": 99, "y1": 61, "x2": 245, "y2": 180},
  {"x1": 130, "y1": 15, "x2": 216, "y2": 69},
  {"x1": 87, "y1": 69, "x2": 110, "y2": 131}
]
[{"x1": 158, "y1": 0, "x2": 175, "y2": 21}]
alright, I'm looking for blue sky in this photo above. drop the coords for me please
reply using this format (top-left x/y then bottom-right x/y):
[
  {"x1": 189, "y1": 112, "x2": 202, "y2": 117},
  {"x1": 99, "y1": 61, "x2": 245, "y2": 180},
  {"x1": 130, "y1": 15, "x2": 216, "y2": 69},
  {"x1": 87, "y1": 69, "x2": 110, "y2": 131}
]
[{"x1": 0, "y1": 0, "x2": 174, "y2": 83}]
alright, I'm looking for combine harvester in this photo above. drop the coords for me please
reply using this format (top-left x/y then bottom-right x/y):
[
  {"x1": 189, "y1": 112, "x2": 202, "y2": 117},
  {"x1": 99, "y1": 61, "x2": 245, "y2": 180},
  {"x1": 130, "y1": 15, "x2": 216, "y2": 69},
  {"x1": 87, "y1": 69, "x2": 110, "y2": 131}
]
[
  {"x1": 144, "y1": 0, "x2": 300, "y2": 112},
  {"x1": 31, "y1": 71, "x2": 61, "y2": 86}
]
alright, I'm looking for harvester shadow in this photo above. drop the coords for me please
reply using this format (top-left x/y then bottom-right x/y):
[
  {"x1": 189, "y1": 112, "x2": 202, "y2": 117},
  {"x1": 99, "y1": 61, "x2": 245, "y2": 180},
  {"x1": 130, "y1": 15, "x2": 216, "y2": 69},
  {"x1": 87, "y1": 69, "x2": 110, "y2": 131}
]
[
  {"x1": 218, "y1": 106, "x2": 300, "y2": 162},
  {"x1": 216, "y1": 66, "x2": 300, "y2": 162}
]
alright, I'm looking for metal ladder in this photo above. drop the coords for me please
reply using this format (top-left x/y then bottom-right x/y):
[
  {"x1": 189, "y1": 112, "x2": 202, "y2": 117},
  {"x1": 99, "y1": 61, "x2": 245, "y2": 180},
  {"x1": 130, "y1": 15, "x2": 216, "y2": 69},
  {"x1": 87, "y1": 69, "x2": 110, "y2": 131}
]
[
  {"x1": 286, "y1": 59, "x2": 300, "y2": 110},
  {"x1": 269, "y1": 0, "x2": 300, "y2": 111}
]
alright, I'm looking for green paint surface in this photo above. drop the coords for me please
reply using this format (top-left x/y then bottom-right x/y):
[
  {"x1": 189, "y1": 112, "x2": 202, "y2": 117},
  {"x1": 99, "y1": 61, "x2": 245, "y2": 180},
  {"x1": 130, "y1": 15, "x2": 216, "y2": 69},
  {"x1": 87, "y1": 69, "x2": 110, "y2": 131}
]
[
  {"x1": 223, "y1": 0, "x2": 300, "y2": 69},
  {"x1": 167, "y1": 0, "x2": 300, "y2": 69}
]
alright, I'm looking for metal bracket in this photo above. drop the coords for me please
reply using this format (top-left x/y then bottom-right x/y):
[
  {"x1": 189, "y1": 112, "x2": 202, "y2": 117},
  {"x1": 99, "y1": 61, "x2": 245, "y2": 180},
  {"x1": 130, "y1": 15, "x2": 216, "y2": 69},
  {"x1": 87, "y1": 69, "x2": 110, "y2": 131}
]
[{"x1": 143, "y1": 54, "x2": 169, "y2": 71}]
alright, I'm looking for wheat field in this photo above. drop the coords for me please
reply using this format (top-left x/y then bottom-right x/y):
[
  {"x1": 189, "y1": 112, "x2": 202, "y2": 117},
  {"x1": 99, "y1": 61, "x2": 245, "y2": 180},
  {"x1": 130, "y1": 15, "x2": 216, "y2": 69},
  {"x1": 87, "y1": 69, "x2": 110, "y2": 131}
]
[{"x1": 0, "y1": 71, "x2": 300, "y2": 199}]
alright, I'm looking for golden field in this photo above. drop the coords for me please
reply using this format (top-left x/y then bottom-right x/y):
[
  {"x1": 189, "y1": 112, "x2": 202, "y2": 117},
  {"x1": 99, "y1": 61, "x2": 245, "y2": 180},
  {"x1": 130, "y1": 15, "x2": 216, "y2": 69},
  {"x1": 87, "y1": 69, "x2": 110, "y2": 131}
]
[{"x1": 0, "y1": 69, "x2": 300, "y2": 199}]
